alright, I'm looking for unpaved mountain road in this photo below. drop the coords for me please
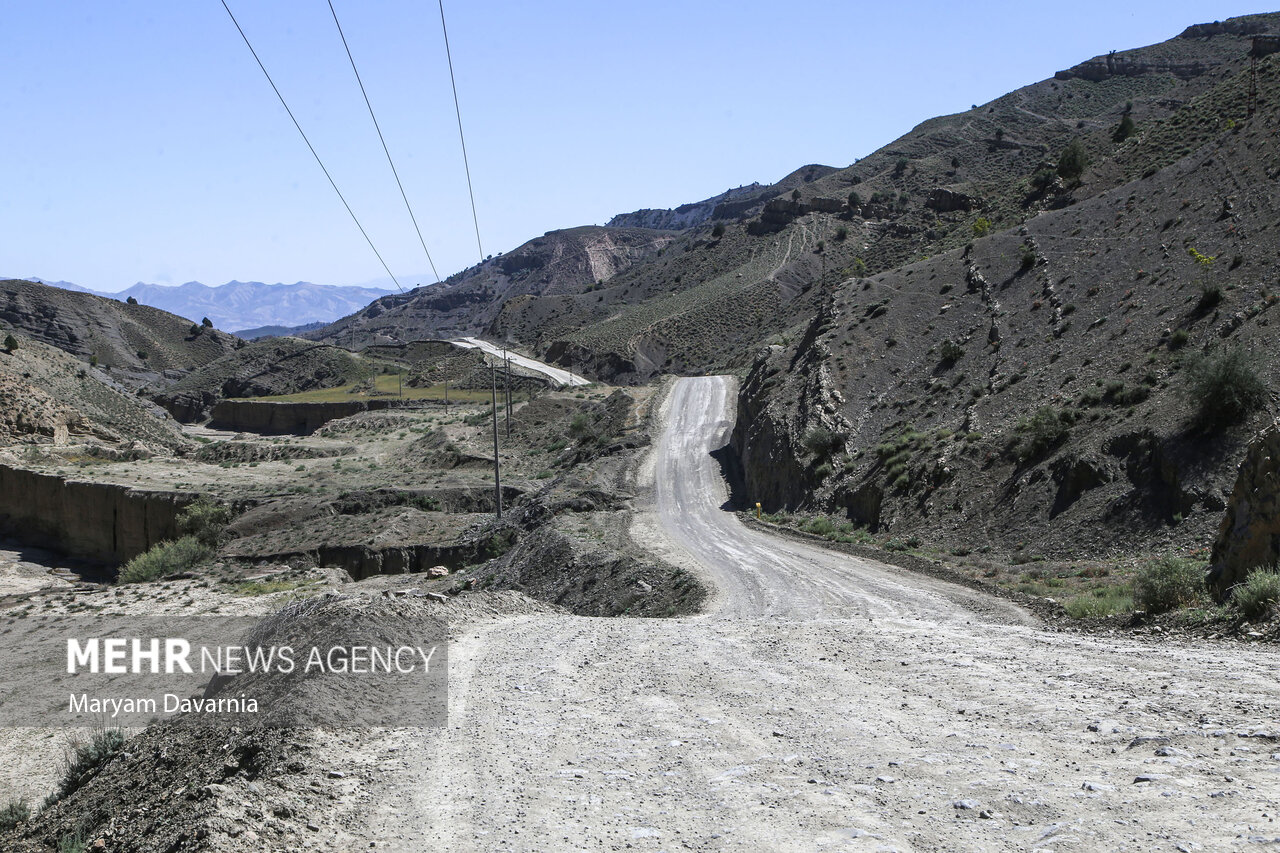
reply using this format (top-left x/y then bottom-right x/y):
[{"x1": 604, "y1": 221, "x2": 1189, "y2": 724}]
[{"x1": 355, "y1": 376, "x2": 1280, "y2": 852}]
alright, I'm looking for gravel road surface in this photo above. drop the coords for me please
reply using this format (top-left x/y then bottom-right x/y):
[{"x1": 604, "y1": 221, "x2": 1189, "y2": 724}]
[{"x1": 356, "y1": 376, "x2": 1280, "y2": 852}]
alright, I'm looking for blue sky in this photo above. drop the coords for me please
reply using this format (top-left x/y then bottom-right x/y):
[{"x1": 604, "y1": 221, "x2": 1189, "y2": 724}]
[{"x1": 1, "y1": 1, "x2": 1267, "y2": 292}]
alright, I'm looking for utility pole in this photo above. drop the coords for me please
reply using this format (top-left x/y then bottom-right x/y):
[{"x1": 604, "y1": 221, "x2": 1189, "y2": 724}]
[
  {"x1": 490, "y1": 364, "x2": 502, "y2": 518},
  {"x1": 443, "y1": 378, "x2": 449, "y2": 413}
]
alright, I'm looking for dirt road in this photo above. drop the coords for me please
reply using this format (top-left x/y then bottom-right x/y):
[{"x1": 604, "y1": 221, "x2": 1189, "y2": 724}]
[{"x1": 358, "y1": 376, "x2": 1280, "y2": 851}]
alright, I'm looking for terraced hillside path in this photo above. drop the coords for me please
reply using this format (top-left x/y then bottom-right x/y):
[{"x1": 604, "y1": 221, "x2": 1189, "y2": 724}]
[{"x1": 357, "y1": 376, "x2": 1280, "y2": 852}]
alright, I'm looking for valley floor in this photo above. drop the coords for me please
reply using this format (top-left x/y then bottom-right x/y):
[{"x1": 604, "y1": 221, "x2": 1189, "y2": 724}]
[{"x1": 335, "y1": 377, "x2": 1280, "y2": 851}]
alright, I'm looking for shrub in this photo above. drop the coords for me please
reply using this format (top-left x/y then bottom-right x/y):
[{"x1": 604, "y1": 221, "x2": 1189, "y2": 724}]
[
  {"x1": 56, "y1": 729, "x2": 126, "y2": 800},
  {"x1": 804, "y1": 517, "x2": 836, "y2": 537},
  {"x1": 1030, "y1": 168, "x2": 1057, "y2": 191},
  {"x1": 2, "y1": 334, "x2": 16, "y2": 353},
  {"x1": 1112, "y1": 114, "x2": 1136, "y2": 142},
  {"x1": 834, "y1": 225, "x2": 849, "y2": 241},
  {"x1": 1135, "y1": 555, "x2": 1203, "y2": 614},
  {"x1": 1232, "y1": 569, "x2": 1280, "y2": 620},
  {"x1": 1013, "y1": 407, "x2": 1070, "y2": 462},
  {"x1": 0, "y1": 799, "x2": 30, "y2": 831},
  {"x1": 847, "y1": 191, "x2": 862, "y2": 209},
  {"x1": 126, "y1": 295, "x2": 138, "y2": 305},
  {"x1": 1196, "y1": 283, "x2": 1222, "y2": 313},
  {"x1": 118, "y1": 536, "x2": 210, "y2": 584},
  {"x1": 201, "y1": 316, "x2": 213, "y2": 328},
  {"x1": 802, "y1": 427, "x2": 842, "y2": 458},
  {"x1": 1057, "y1": 138, "x2": 1089, "y2": 183},
  {"x1": 177, "y1": 498, "x2": 231, "y2": 547},
  {"x1": 1168, "y1": 328, "x2": 1189, "y2": 349},
  {"x1": 894, "y1": 156, "x2": 909, "y2": 176},
  {"x1": 1181, "y1": 345, "x2": 1268, "y2": 429},
  {"x1": 1065, "y1": 587, "x2": 1133, "y2": 619},
  {"x1": 1020, "y1": 248, "x2": 1036, "y2": 270},
  {"x1": 972, "y1": 217, "x2": 991, "y2": 237},
  {"x1": 939, "y1": 339, "x2": 964, "y2": 364},
  {"x1": 711, "y1": 222, "x2": 726, "y2": 238}
]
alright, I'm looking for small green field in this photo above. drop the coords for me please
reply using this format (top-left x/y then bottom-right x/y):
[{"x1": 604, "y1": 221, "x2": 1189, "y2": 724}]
[{"x1": 239, "y1": 374, "x2": 516, "y2": 404}]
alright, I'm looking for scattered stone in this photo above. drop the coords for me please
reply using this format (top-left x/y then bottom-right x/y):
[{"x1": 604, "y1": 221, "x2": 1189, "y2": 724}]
[{"x1": 953, "y1": 799, "x2": 980, "y2": 810}]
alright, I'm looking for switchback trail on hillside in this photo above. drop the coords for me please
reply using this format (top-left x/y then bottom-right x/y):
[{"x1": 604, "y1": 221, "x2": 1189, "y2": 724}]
[{"x1": 355, "y1": 376, "x2": 1280, "y2": 852}]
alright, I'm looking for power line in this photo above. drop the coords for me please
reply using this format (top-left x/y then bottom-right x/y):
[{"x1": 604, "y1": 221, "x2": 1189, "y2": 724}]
[
  {"x1": 219, "y1": 0, "x2": 404, "y2": 293},
  {"x1": 438, "y1": 0, "x2": 484, "y2": 261},
  {"x1": 327, "y1": 0, "x2": 440, "y2": 283}
]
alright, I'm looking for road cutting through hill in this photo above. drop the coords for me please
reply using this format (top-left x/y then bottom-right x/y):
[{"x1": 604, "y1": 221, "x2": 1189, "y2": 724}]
[{"x1": 356, "y1": 375, "x2": 1280, "y2": 852}]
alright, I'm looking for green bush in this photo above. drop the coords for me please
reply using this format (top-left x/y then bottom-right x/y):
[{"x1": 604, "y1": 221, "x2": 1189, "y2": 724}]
[
  {"x1": 56, "y1": 729, "x2": 125, "y2": 801},
  {"x1": 711, "y1": 221, "x2": 726, "y2": 238},
  {"x1": 939, "y1": 340, "x2": 964, "y2": 364},
  {"x1": 1112, "y1": 113, "x2": 1136, "y2": 142},
  {"x1": 1057, "y1": 138, "x2": 1089, "y2": 183},
  {"x1": 1064, "y1": 587, "x2": 1133, "y2": 619},
  {"x1": 1135, "y1": 555, "x2": 1203, "y2": 614},
  {"x1": 177, "y1": 498, "x2": 230, "y2": 547},
  {"x1": 1013, "y1": 407, "x2": 1071, "y2": 462},
  {"x1": 972, "y1": 217, "x2": 991, "y2": 237},
  {"x1": 1232, "y1": 569, "x2": 1280, "y2": 620},
  {"x1": 118, "y1": 536, "x2": 210, "y2": 584},
  {"x1": 0, "y1": 798, "x2": 30, "y2": 831},
  {"x1": 802, "y1": 427, "x2": 842, "y2": 459},
  {"x1": 1168, "y1": 329, "x2": 1189, "y2": 349},
  {"x1": 2, "y1": 334, "x2": 17, "y2": 353},
  {"x1": 1181, "y1": 345, "x2": 1268, "y2": 430},
  {"x1": 1030, "y1": 168, "x2": 1057, "y2": 191}
]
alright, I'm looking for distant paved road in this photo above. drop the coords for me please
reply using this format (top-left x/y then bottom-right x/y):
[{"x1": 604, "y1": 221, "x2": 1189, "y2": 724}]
[{"x1": 451, "y1": 337, "x2": 590, "y2": 387}]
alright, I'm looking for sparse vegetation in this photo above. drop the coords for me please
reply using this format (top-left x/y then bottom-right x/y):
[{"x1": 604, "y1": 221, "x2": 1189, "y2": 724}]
[
  {"x1": 1012, "y1": 407, "x2": 1072, "y2": 462},
  {"x1": 1135, "y1": 555, "x2": 1204, "y2": 615},
  {"x1": 54, "y1": 728, "x2": 126, "y2": 801},
  {"x1": 117, "y1": 536, "x2": 210, "y2": 584},
  {"x1": 972, "y1": 217, "x2": 991, "y2": 237},
  {"x1": 0, "y1": 798, "x2": 30, "y2": 831},
  {"x1": 1180, "y1": 345, "x2": 1268, "y2": 430},
  {"x1": 2, "y1": 334, "x2": 16, "y2": 353},
  {"x1": 1057, "y1": 138, "x2": 1089, "y2": 183},
  {"x1": 1232, "y1": 569, "x2": 1280, "y2": 621}
]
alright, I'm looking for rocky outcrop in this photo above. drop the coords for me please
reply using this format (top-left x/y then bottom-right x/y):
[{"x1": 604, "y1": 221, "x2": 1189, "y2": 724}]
[
  {"x1": 607, "y1": 185, "x2": 766, "y2": 231},
  {"x1": 1208, "y1": 423, "x2": 1280, "y2": 598},
  {"x1": 1055, "y1": 51, "x2": 1217, "y2": 82},
  {"x1": 926, "y1": 188, "x2": 982, "y2": 213},
  {"x1": 0, "y1": 464, "x2": 194, "y2": 563},
  {"x1": 1180, "y1": 19, "x2": 1271, "y2": 39}
]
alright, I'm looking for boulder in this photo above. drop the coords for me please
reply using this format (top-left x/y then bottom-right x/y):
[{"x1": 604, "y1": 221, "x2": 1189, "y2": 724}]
[
  {"x1": 926, "y1": 188, "x2": 982, "y2": 213},
  {"x1": 1207, "y1": 422, "x2": 1280, "y2": 598}
]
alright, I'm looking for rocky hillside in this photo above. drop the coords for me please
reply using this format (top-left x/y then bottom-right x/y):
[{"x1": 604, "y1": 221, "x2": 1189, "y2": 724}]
[
  {"x1": 0, "y1": 334, "x2": 186, "y2": 450},
  {"x1": 731, "y1": 47, "x2": 1280, "y2": 559},
  {"x1": 153, "y1": 338, "x2": 371, "y2": 421},
  {"x1": 310, "y1": 15, "x2": 1280, "y2": 393},
  {"x1": 0, "y1": 279, "x2": 240, "y2": 388}
]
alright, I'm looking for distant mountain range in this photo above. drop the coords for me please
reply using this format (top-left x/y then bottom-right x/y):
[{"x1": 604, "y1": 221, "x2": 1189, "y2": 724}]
[{"x1": 16, "y1": 278, "x2": 395, "y2": 334}]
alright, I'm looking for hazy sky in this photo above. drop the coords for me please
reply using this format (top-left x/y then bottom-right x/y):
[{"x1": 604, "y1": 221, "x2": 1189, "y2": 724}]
[{"x1": 1, "y1": 1, "x2": 1266, "y2": 292}]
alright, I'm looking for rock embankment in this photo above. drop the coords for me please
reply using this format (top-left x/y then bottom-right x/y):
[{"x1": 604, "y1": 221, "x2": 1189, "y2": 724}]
[
  {"x1": 0, "y1": 464, "x2": 192, "y2": 563},
  {"x1": 1208, "y1": 422, "x2": 1280, "y2": 597}
]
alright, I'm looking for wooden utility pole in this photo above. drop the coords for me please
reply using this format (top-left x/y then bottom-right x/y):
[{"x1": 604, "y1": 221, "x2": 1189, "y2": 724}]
[
  {"x1": 490, "y1": 364, "x2": 502, "y2": 518},
  {"x1": 444, "y1": 379, "x2": 449, "y2": 413}
]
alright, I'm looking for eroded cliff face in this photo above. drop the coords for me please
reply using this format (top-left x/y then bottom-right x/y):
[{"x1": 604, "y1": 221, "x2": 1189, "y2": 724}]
[
  {"x1": 207, "y1": 400, "x2": 407, "y2": 435},
  {"x1": 731, "y1": 301, "x2": 853, "y2": 514},
  {"x1": 0, "y1": 465, "x2": 192, "y2": 564},
  {"x1": 1208, "y1": 423, "x2": 1280, "y2": 598}
]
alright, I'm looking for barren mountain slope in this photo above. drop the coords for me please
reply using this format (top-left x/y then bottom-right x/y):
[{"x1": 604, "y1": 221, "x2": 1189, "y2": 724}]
[
  {"x1": 731, "y1": 70, "x2": 1280, "y2": 560},
  {"x1": 0, "y1": 279, "x2": 239, "y2": 387}
]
